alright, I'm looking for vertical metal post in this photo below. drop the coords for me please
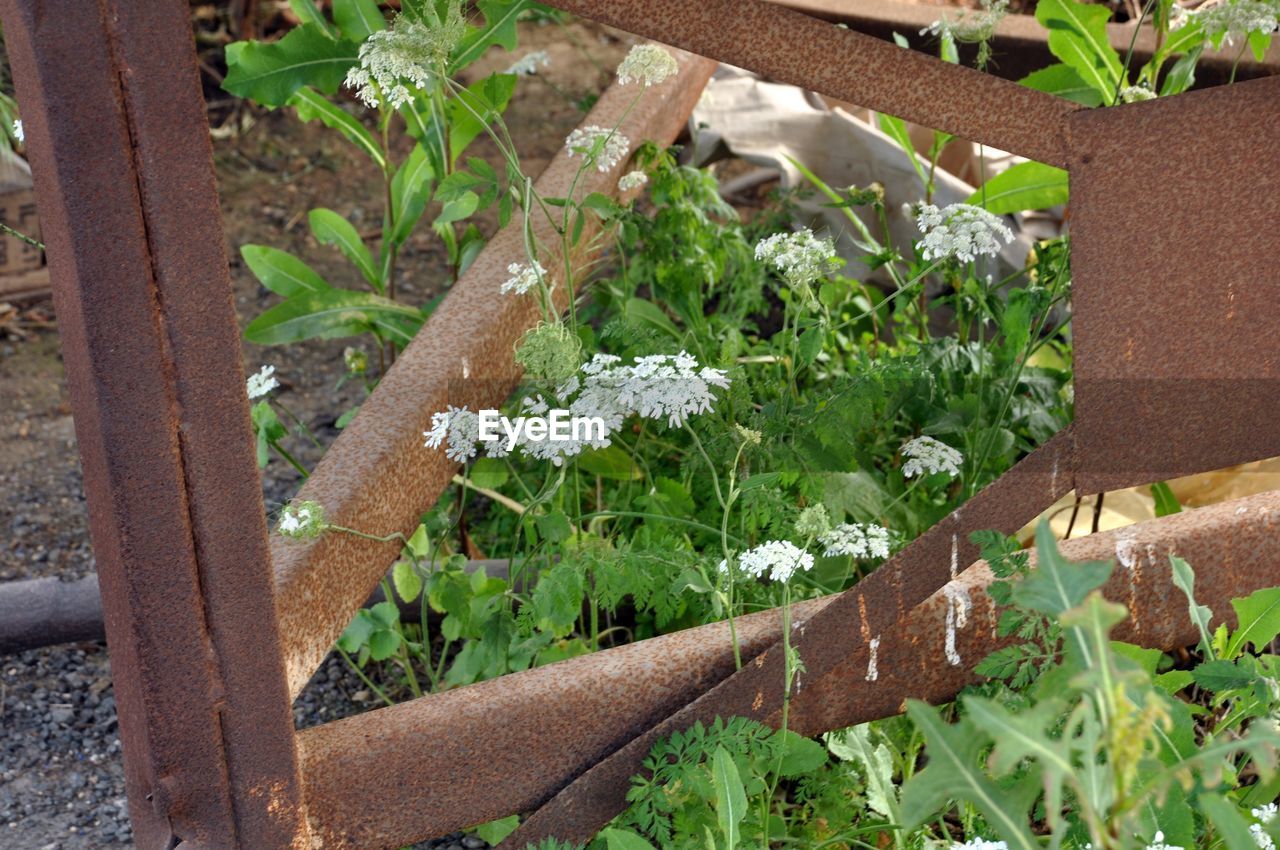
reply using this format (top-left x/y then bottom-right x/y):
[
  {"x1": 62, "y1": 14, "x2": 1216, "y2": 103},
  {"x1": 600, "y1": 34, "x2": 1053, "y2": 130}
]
[{"x1": 0, "y1": 1, "x2": 305, "y2": 847}]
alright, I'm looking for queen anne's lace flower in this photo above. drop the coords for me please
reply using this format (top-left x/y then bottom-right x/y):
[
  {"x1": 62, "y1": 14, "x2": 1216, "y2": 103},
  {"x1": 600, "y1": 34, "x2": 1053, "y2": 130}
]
[
  {"x1": 922, "y1": 0, "x2": 1009, "y2": 42},
  {"x1": 1253, "y1": 804, "x2": 1278, "y2": 850},
  {"x1": 614, "y1": 351, "x2": 731, "y2": 428},
  {"x1": 423, "y1": 405, "x2": 480, "y2": 463},
  {"x1": 914, "y1": 203, "x2": 1014, "y2": 264},
  {"x1": 950, "y1": 841, "x2": 1007, "y2": 850},
  {"x1": 506, "y1": 50, "x2": 550, "y2": 76},
  {"x1": 720, "y1": 540, "x2": 815, "y2": 583},
  {"x1": 1120, "y1": 85, "x2": 1157, "y2": 103},
  {"x1": 1187, "y1": 0, "x2": 1280, "y2": 45},
  {"x1": 345, "y1": 11, "x2": 464, "y2": 109},
  {"x1": 616, "y1": 44, "x2": 679, "y2": 86},
  {"x1": 755, "y1": 229, "x2": 840, "y2": 289},
  {"x1": 277, "y1": 500, "x2": 327, "y2": 539},
  {"x1": 820, "y1": 522, "x2": 891, "y2": 559},
  {"x1": 795, "y1": 504, "x2": 831, "y2": 538},
  {"x1": 901, "y1": 436, "x2": 964, "y2": 479},
  {"x1": 618, "y1": 170, "x2": 649, "y2": 192},
  {"x1": 246, "y1": 364, "x2": 279, "y2": 399},
  {"x1": 565, "y1": 126, "x2": 631, "y2": 173},
  {"x1": 501, "y1": 261, "x2": 546, "y2": 295}
]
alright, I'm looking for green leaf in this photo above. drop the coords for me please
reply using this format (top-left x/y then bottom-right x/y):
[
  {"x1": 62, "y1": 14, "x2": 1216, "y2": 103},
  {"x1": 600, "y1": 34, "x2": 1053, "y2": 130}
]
[
  {"x1": 901, "y1": 701, "x2": 1039, "y2": 850},
  {"x1": 1170, "y1": 554, "x2": 1215, "y2": 658},
  {"x1": 796, "y1": 324, "x2": 825, "y2": 367},
  {"x1": 436, "y1": 190, "x2": 479, "y2": 225},
  {"x1": 392, "y1": 560, "x2": 423, "y2": 604},
  {"x1": 1036, "y1": 0, "x2": 1123, "y2": 103},
  {"x1": 390, "y1": 144, "x2": 435, "y2": 245},
  {"x1": 1159, "y1": 44, "x2": 1203, "y2": 97},
  {"x1": 827, "y1": 726, "x2": 898, "y2": 820},
  {"x1": 600, "y1": 828, "x2": 658, "y2": 850},
  {"x1": 776, "y1": 729, "x2": 828, "y2": 777},
  {"x1": 288, "y1": 87, "x2": 385, "y2": 168},
  {"x1": 407, "y1": 523, "x2": 431, "y2": 559},
  {"x1": 876, "y1": 113, "x2": 927, "y2": 187},
  {"x1": 712, "y1": 746, "x2": 747, "y2": 850},
  {"x1": 224, "y1": 24, "x2": 359, "y2": 107},
  {"x1": 450, "y1": 0, "x2": 531, "y2": 74},
  {"x1": 624, "y1": 297, "x2": 681, "y2": 340},
  {"x1": 1226, "y1": 586, "x2": 1280, "y2": 657},
  {"x1": 1249, "y1": 30, "x2": 1273, "y2": 63},
  {"x1": 967, "y1": 161, "x2": 1069, "y2": 215},
  {"x1": 369, "y1": 600, "x2": 401, "y2": 629},
  {"x1": 1011, "y1": 522, "x2": 1113, "y2": 617},
  {"x1": 577, "y1": 445, "x2": 642, "y2": 480},
  {"x1": 332, "y1": 0, "x2": 385, "y2": 41},
  {"x1": 309, "y1": 208, "x2": 379, "y2": 287},
  {"x1": 1198, "y1": 793, "x2": 1259, "y2": 850},
  {"x1": 964, "y1": 696, "x2": 1074, "y2": 828},
  {"x1": 446, "y1": 73, "x2": 517, "y2": 167},
  {"x1": 1150, "y1": 481, "x2": 1182, "y2": 517},
  {"x1": 1192, "y1": 658, "x2": 1256, "y2": 693},
  {"x1": 469, "y1": 456, "x2": 509, "y2": 490},
  {"x1": 241, "y1": 245, "x2": 330, "y2": 297},
  {"x1": 1111, "y1": 641, "x2": 1163, "y2": 675},
  {"x1": 1019, "y1": 63, "x2": 1103, "y2": 106},
  {"x1": 535, "y1": 510, "x2": 573, "y2": 544},
  {"x1": 1153, "y1": 669, "x2": 1194, "y2": 694},
  {"x1": 336, "y1": 610, "x2": 374, "y2": 653},
  {"x1": 245, "y1": 288, "x2": 423, "y2": 346},
  {"x1": 289, "y1": 0, "x2": 336, "y2": 35},
  {"x1": 367, "y1": 627, "x2": 401, "y2": 661},
  {"x1": 473, "y1": 815, "x2": 520, "y2": 845}
]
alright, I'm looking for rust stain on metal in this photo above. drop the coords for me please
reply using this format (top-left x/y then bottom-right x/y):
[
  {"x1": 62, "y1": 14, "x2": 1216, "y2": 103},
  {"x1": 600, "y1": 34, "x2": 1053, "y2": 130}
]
[
  {"x1": 0, "y1": 0, "x2": 305, "y2": 848},
  {"x1": 273, "y1": 51, "x2": 716, "y2": 699},
  {"x1": 1070, "y1": 76, "x2": 1280, "y2": 495},
  {"x1": 546, "y1": 0, "x2": 1081, "y2": 166}
]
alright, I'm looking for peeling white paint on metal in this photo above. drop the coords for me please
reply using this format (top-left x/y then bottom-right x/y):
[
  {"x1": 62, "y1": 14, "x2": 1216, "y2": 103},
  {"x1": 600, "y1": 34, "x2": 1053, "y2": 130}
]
[
  {"x1": 865, "y1": 635, "x2": 880, "y2": 682},
  {"x1": 942, "y1": 581, "x2": 971, "y2": 667}
]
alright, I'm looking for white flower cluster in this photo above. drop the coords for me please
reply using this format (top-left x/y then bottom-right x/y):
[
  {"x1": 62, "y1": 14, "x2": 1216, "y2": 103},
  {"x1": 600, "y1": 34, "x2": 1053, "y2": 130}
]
[
  {"x1": 277, "y1": 500, "x2": 327, "y2": 539},
  {"x1": 423, "y1": 404, "x2": 481, "y2": 463},
  {"x1": 755, "y1": 229, "x2": 839, "y2": 289},
  {"x1": 820, "y1": 522, "x2": 891, "y2": 559},
  {"x1": 950, "y1": 840, "x2": 1008, "y2": 850},
  {"x1": 913, "y1": 203, "x2": 1014, "y2": 264},
  {"x1": 618, "y1": 170, "x2": 649, "y2": 192},
  {"x1": 565, "y1": 126, "x2": 631, "y2": 173},
  {"x1": 1145, "y1": 831, "x2": 1184, "y2": 850},
  {"x1": 246, "y1": 364, "x2": 279, "y2": 399},
  {"x1": 501, "y1": 261, "x2": 546, "y2": 295},
  {"x1": 921, "y1": 0, "x2": 1009, "y2": 42},
  {"x1": 616, "y1": 44, "x2": 679, "y2": 87},
  {"x1": 345, "y1": 13, "x2": 463, "y2": 109},
  {"x1": 1253, "y1": 803, "x2": 1278, "y2": 850},
  {"x1": 719, "y1": 540, "x2": 814, "y2": 583},
  {"x1": 423, "y1": 351, "x2": 729, "y2": 467},
  {"x1": 1185, "y1": 0, "x2": 1280, "y2": 45},
  {"x1": 1120, "y1": 85, "x2": 1157, "y2": 103},
  {"x1": 506, "y1": 50, "x2": 550, "y2": 76},
  {"x1": 901, "y1": 436, "x2": 964, "y2": 479}
]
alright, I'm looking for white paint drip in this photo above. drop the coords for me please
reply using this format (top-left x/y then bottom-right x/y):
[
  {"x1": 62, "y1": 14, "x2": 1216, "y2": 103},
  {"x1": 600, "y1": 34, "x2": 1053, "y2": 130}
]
[
  {"x1": 865, "y1": 636, "x2": 881, "y2": 682},
  {"x1": 950, "y1": 533, "x2": 959, "y2": 579},
  {"x1": 462, "y1": 357, "x2": 471, "y2": 379},
  {"x1": 1115, "y1": 532, "x2": 1138, "y2": 573},
  {"x1": 943, "y1": 582, "x2": 971, "y2": 667},
  {"x1": 1051, "y1": 455, "x2": 1059, "y2": 492}
]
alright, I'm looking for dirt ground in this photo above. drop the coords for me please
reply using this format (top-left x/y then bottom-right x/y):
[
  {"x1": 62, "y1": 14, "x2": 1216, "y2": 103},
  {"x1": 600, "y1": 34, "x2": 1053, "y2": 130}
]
[{"x1": 0, "y1": 17, "x2": 630, "y2": 849}]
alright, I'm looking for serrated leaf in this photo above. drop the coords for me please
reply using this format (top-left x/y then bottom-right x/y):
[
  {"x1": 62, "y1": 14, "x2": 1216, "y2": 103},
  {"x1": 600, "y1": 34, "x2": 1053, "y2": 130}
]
[
  {"x1": 1192, "y1": 659, "x2": 1257, "y2": 693},
  {"x1": 336, "y1": 610, "x2": 374, "y2": 653},
  {"x1": 712, "y1": 746, "x2": 747, "y2": 850},
  {"x1": 1036, "y1": 0, "x2": 1124, "y2": 103},
  {"x1": 967, "y1": 161, "x2": 1069, "y2": 215},
  {"x1": 224, "y1": 24, "x2": 359, "y2": 107},
  {"x1": 776, "y1": 729, "x2": 826, "y2": 777},
  {"x1": 367, "y1": 627, "x2": 401, "y2": 661},
  {"x1": 309, "y1": 208, "x2": 379, "y2": 287},
  {"x1": 827, "y1": 725, "x2": 898, "y2": 820},
  {"x1": 1012, "y1": 522, "x2": 1112, "y2": 617},
  {"x1": 241, "y1": 245, "x2": 330, "y2": 296}
]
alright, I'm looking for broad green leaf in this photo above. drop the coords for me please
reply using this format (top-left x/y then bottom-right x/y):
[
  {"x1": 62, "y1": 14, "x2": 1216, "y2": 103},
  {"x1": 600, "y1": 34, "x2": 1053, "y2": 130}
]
[
  {"x1": 288, "y1": 0, "x2": 336, "y2": 34},
  {"x1": 406, "y1": 523, "x2": 431, "y2": 559},
  {"x1": 776, "y1": 729, "x2": 827, "y2": 776},
  {"x1": 1226, "y1": 586, "x2": 1280, "y2": 657},
  {"x1": 1159, "y1": 44, "x2": 1202, "y2": 97},
  {"x1": 796, "y1": 324, "x2": 825, "y2": 366},
  {"x1": 600, "y1": 828, "x2": 658, "y2": 850},
  {"x1": 241, "y1": 244, "x2": 330, "y2": 296},
  {"x1": 369, "y1": 600, "x2": 400, "y2": 628},
  {"x1": 469, "y1": 456, "x2": 509, "y2": 489},
  {"x1": 712, "y1": 746, "x2": 747, "y2": 850},
  {"x1": 1110, "y1": 641, "x2": 1162, "y2": 674},
  {"x1": 624, "y1": 297, "x2": 681, "y2": 340},
  {"x1": 392, "y1": 560, "x2": 422, "y2": 604},
  {"x1": 1192, "y1": 658, "x2": 1256, "y2": 693},
  {"x1": 332, "y1": 0, "x2": 385, "y2": 41},
  {"x1": 309, "y1": 208, "x2": 379, "y2": 287},
  {"x1": 577, "y1": 445, "x2": 642, "y2": 480},
  {"x1": 473, "y1": 815, "x2": 520, "y2": 845},
  {"x1": 367, "y1": 627, "x2": 401, "y2": 661},
  {"x1": 1011, "y1": 522, "x2": 1112, "y2": 618},
  {"x1": 1198, "y1": 793, "x2": 1259, "y2": 850},
  {"x1": 449, "y1": 0, "x2": 531, "y2": 73},
  {"x1": 901, "y1": 701, "x2": 1039, "y2": 850},
  {"x1": 289, "y1": 87, "x2": 385, "y2": 168},
  {"x1": 245, "y1": 288, "x2": 422, "y2": 345},
  {"x1": 1153, "y1": 669, "x2": 1194, "y2": 694},
  {"x1": 1150, "y1": 481, "x2": 1182, "y2": 517},
  {"x1": 967, "y1": 161, "x2": 1069, "y2": 215},
  {"x1": 436, "y1": 190, "x2": 480, "y2": 224},
  {"x1": 336, "y1": 610, "x2": 374, "y2": 652},
  {"x1": 224, "y1": 24, "x2": 359, "y2": 107},
  {"x1": 1250, "y1": 30, "x2": 1273, "y2": 63},
  {"x1": 390, "y1": 144, "x2": 435, "y2": 245},
  {"x1": 1036, "y1": 0, "x2": 1123, "y2": 104},
  {"x1": 1019, "y1": 63, "x2": 1103, "y2": 106}
]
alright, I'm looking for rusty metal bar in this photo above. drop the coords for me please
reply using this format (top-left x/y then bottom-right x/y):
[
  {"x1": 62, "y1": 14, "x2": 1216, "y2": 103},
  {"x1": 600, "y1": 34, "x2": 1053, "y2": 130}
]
[
  {"x1": 0, "y1": 1, "x2": 305, "y2": 848},
  {"x1": 545, "y1": 0, "x2": 1082, "y2": 166},
  {"x1": 509, "y1": 485, "x2": 1280, "y2": 848},
  {"x1": 772, "y1": 0, "x2": 1280, "y2": 85},
  {"x1": 273, "y1": 51, "x2": 717, "y2": 699}
]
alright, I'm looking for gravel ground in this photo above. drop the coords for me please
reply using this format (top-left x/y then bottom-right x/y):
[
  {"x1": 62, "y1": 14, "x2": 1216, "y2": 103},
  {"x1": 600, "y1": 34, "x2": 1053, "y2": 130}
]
[{"x1": 0, "y1": 16, "x2": 631, "y2": 848}]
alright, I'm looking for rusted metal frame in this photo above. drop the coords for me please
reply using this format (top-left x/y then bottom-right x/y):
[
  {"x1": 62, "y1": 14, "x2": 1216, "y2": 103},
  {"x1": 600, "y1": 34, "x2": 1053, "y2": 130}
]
[
  {"x1": 273, "y1": 52, "x2": 717, "y2": 699},
  {"x1": 545, "y1": 0, "x2": 1082, "y2": 167},
  {"x1": 0, "y1": 1, "x2": 305, "y2": 849},
  {"x1": 503, "y1": 427, "x2": 1079, "y2": 846},
  {"x1": 772, "y1": 0, "x2": 1280, "y2": 85},
  {"x1": 1068, "y1": 75, "x2": 1280, "y2": 496}
]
